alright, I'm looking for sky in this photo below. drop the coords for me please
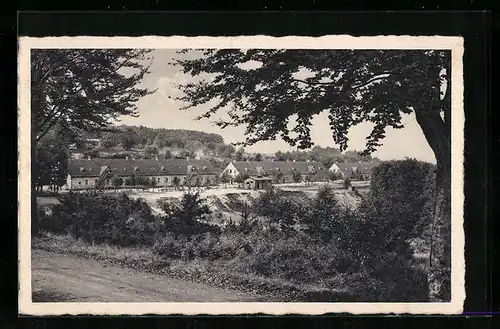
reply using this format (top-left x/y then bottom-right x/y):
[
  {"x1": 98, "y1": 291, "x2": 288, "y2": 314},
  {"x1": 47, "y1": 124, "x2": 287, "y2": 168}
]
[{"x1": 117, "y1": 49, "x2": 436, "y2": 164}]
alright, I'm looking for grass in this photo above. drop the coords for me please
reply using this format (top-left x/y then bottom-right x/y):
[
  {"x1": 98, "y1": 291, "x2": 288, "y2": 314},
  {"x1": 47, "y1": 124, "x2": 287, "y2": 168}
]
[{"x1": 32, "y1": 231, "x2": 357, "y2": 302}]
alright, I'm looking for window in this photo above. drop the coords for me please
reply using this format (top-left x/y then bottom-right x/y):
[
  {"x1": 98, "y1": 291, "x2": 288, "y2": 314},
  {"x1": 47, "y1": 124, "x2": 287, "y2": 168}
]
[
  {"x1": 165, "y1": 177, "x2": 169, "y2": 183},
  {"x1": 85, "y1": 179, "x2": 88, "y2": 185},
  {"x1": 229, "y1": 169, "x2": 232, "y2": 174},
  {"x1": 157, "y1": 177, "x2": 160, "y2": 182},
  {"x1": 78, "y1": 181, "x2": 82, "y2": 185}
]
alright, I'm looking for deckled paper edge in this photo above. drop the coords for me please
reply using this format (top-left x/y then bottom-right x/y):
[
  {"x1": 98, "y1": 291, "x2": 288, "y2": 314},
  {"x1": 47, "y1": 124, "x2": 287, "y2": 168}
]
[{"x1": 17, "y1": 35, "x2": 465, "y2": 315}]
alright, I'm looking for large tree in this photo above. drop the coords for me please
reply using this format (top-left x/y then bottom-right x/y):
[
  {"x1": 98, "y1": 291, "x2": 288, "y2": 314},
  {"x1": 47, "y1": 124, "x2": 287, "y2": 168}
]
[
  {"x1": 31, "y1": 49, "x2": 154, "y2": 235},
  {"x1": 31, "y1": 49, "x2": 153, "y2": 142},
  {"x1": 173, "y1": 49, "x2": 451, "y2": 301},
  {"x1": 34, "y1": 129, "x2": 69, "y2": 193}
]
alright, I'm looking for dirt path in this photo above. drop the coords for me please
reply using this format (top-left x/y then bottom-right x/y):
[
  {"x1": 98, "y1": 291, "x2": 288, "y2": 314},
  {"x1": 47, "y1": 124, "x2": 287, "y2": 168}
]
[{"x1": 32, "y1": 249, "x2": 264, "y2": 302}]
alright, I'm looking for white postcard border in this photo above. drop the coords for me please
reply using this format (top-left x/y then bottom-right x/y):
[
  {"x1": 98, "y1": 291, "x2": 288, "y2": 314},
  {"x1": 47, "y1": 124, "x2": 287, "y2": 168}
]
[{"x1": 18, "y1": 35, "x2": 465, "y2": 315}]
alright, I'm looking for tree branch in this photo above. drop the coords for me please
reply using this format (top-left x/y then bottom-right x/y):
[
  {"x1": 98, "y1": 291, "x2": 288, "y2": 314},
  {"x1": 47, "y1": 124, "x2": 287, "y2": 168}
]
[
  {"x1": 36, "y1": 110, "x2": 65, "y2": 142},
  {"x1": 292, "y1": 78, "x2": 336, "y2": 86},
  {"x1": 37, "y1": 104, "x2": 62, "y2": 133},
  {"x1": 350, "y1": 72, "x2": 393, "y2": 90}
]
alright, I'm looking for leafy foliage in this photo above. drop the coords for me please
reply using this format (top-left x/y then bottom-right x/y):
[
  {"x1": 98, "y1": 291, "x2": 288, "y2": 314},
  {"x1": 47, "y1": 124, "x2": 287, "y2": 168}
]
[
  {"x1": 174, "y1": 49, "x2": 452, "y2": 300},
  {"x1": 31, "y1": 49, "x2": 153, "y2": 142},
  {"x1": 303, "y1": 185, "x2": 356, "y2": 243},
  {"x1": 275, "y1": 146, "x2": 377, "y2": 169},
  {"x1": 174, "y1": 49, "x2": 449, "y2": 154},
  {"x1": 252, "y1": 189, "x2": 311, "y2": 235},
  {"x1": 158, "y1": 191, "x2": 215, "y2": 236},
  {"x1": 111, "y1": 177, "x2": 124, "y2": 189},
  {"x1": 34, "y1": 129, "x2": 69, "y2": 192},
  {"x1": 292, "y1": 170, "x2": 302, "y2": 183},
  {"x1": 356, "y1": 159, "x2": 436, "y2": 258},
  {"x1": 144, "y1": 146, "x2": 159, "y2": 158},
  {"x1": 47, "y1": 192, "x2": 157, "y2": 246},
  {"x1": 235, "y1": 147, "x2": 245, "y2": 161},
  {"x1": 101, "y1": 132, "x2": 119, "y2": 149},
  {"x1": 120, "y1": 131, "x2": 137, "y2": 150}
]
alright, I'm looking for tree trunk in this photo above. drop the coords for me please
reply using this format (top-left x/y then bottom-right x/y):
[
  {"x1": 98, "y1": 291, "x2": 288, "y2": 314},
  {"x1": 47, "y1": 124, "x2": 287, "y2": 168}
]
[
  {"x1": 31, "y1": 60, "x2": 44, "y2": 237},
  {"x1": 429, "y1": 156, "x2": 451, "y2": 301},
  {"x1": 415, "y1": 109, "x2": 451, "y2": 302}
]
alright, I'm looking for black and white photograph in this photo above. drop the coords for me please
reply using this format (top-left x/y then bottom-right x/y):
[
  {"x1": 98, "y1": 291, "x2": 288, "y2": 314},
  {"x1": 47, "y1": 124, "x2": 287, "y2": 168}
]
[{"x1": 18, "y1": 36, "x2": 465, "y2": 315}]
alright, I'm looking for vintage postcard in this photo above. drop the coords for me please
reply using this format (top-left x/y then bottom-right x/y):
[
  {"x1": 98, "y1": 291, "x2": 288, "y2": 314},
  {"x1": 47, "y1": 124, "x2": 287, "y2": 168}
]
[{"x1": 18, "y1": 35, "x2": 465, "y2": 315}]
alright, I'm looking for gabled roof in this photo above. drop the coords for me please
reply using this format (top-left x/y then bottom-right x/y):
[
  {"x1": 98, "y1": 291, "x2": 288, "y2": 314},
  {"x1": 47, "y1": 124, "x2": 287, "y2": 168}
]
[
  {"x1": 232, "y1": 161, "x2": 326, "y2": 176},
  {"x1": 331, "y1": 162, "x2": 378, "y2": 174},
  {"x1": 246, "y1": 176, "x2": 273, "y2": 181},
  {"x1": 68, "y1": 158, "x2": 217, "y2": 178}
]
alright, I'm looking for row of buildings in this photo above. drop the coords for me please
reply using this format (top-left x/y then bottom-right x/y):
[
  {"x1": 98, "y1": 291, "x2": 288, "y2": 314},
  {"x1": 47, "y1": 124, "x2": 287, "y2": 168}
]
[
  {"x1": 65, "y1": 157, "x2": 378, "y2": 190},
  {"x1": 66, "y1": 158, "x2": 218, "y2": 190}
]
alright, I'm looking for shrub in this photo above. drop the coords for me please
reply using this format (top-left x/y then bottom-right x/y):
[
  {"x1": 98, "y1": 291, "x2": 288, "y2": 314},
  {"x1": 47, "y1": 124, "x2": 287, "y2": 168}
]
[
  {"x1": 356, "y1": 159, "x2": 436, "y2": 257},
  {"x1": 158, "y1": 191, "x2": 217, "y2": 236},
  {"x1": 303, "y1": 185, "x2": 356, "y2": 243},
  {"x1": 37, "y1": 206, "x2": 68, "y2": 233},
  {"x1": 50, "y1": 192, "x2": 157, "y2": 246},
  {"x1": 252, "y1": 189, "x2": 310, "y2": 235},
  {"x1": 112, "y1": 177, "x2": 124, "y2": 190}
]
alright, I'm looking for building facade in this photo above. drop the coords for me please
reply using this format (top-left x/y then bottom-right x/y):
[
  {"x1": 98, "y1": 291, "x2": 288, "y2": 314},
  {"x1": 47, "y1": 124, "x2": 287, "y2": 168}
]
[
  {"x1": 220, "y1": 160, "x2": 328, "y2": 183},
  {"x1": 244, "y1": 176, "x2": 273, "y2": 190},
  {"x1": 66, "y1": 158, "x2": 218, "y2": 190},
  {"x1": 329, "y1": 162, "x2": 378, "y2": 180}
]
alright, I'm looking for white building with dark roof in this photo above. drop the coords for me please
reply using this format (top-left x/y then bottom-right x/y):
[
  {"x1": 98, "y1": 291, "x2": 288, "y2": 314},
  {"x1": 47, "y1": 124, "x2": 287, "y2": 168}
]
[
  {"x1": 66, "y1": 158, "x2": 218, "y2": 190},
  {"x1": 329, "y1": 162, "x2": 378, "y2": 180},
  {"x1": 220, "y1": 160, "x2": 328, "y2": 183}
]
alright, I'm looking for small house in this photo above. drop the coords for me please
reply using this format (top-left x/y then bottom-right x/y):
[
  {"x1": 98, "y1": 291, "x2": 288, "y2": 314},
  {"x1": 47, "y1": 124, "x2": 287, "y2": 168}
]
[
  {"x1": 220, "y1": 160, "x2": 328, "y2": 183},
  {"x1": 329, "y1": 162, "x2": 378, "y2": 180},
  {"x1": 244, "y1": 176, "x2": 273, "y2": 190}
]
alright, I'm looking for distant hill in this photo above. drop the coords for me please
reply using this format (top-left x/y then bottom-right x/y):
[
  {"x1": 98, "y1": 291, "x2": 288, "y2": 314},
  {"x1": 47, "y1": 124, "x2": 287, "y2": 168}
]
[
  {"x1": 73, "y1": 125, "x2": 379, "y2": 170},
  {"x1": 74, "y1": 125, "x2": 237, "y2": 163}
]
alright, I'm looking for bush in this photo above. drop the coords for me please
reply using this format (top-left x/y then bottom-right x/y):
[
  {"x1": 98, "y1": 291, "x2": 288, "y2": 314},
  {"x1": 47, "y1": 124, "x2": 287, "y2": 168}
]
[
  {"x1": 252, "y1": 189, "x2": 310, "y2": 235},
  {"x1": 83, "y1": 150, "x2": 99, "y2": 158},
  {"x1": 157, "y1": 191, "x2": 218, "y2": 236},
  {"x1": 303, "y1": 185, "x2": 356, "y2": 243},
  {"x1": 50, "y1": 192, "x2": 157, "y2": 246},
  {"x1": 356, "y1": 159, "x2": 436, "y2": 257},
  {"x1": 112, "y1": 177, "x2": 124, "y2": 189},
  {"x1": 37, "y1": 206, "x2": 68, "y2": 233}
]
